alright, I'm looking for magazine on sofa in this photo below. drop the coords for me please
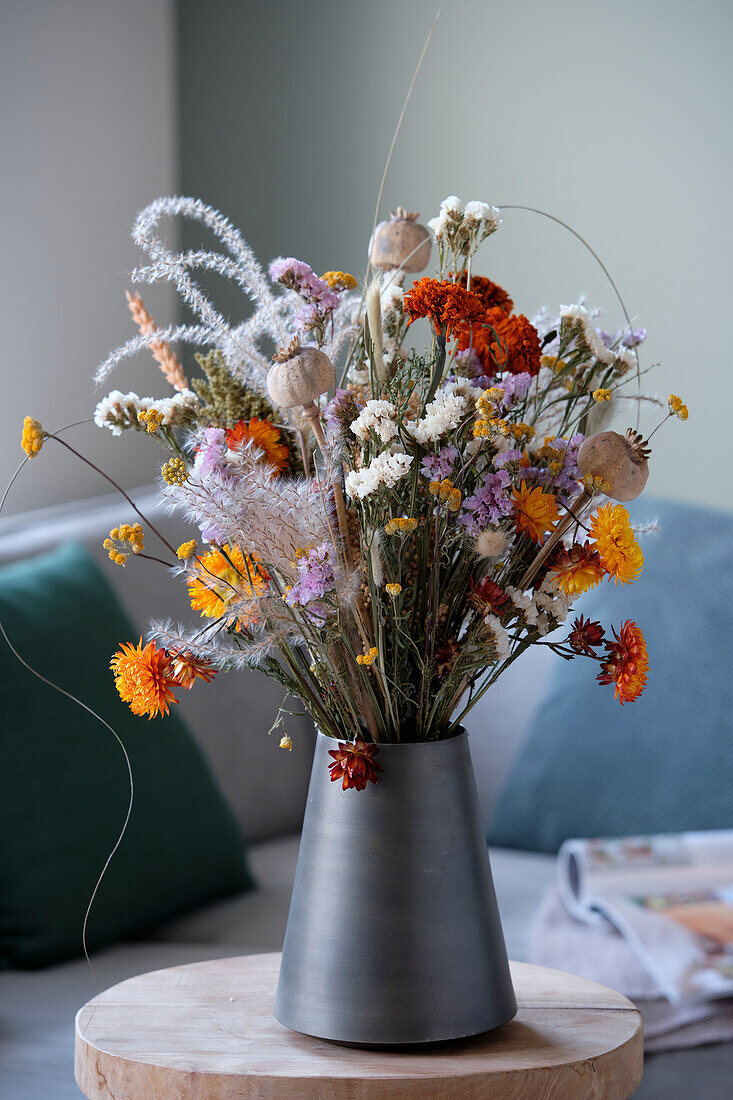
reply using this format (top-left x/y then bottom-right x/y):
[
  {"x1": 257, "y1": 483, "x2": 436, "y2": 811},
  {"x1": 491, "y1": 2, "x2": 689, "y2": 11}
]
[{"x1": 558, "y1": 830, "x2": 733, "y2": 1002}]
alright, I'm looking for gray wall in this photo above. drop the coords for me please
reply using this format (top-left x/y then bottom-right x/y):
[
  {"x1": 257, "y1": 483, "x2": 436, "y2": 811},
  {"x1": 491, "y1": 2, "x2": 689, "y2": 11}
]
[
  {"x1": 179, "y1": 0, "x2": 733, "y2": 510},
  {"x1": 2, "y1": 0, "x2": 178, "y2": 515}
]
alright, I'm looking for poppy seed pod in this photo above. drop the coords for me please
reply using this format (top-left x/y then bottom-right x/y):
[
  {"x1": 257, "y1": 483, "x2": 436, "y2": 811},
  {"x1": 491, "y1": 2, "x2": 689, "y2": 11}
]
[
  {"x1": 267, "y1": 339, "x2": 335, "y2": 410},
  {"x1": 577, "y1": 429, "x2": 650, "y2": 502},
  {"x1": 369, "y1": 208, "x2": 431, "y2": 273}
]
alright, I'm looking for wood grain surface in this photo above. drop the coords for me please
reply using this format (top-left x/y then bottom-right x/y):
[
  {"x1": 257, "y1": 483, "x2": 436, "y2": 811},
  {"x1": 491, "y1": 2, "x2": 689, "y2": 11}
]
[{"x1": 75, "y1": 952, "x2": 643, "y2": 1099}]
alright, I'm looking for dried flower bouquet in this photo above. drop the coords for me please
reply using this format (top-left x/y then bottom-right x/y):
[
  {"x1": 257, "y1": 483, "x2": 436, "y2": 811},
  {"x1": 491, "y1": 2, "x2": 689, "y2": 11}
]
[{"x1": 22, "y1": 194, "x2": 688, "y2": 786}]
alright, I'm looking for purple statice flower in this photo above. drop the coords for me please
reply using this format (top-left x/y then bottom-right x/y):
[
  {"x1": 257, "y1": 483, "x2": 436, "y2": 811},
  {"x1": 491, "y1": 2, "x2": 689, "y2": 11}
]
[
  {"x1": 498, "y1": 371, "x2": 533, "y2": 406},
  {"x1": 324, "y1": 388, "x2": 363, "y2": 441},
  {"x1": 285, "y1": 543, "x2": 336, "y2": 608},
  {"x1": 269, "y1": 257, "x2": 339, "y2": 312},
  {"x1": 459, "y1": 470, "x2": 513, "y2": 536},
  {"x1": 597, "y1": 327, "x2": 647, "y2": 350},
  {"x1": 454, "y1": 347, "x2": 485, "y2": 380},
  {"x1": 520, "y1": 433, "x2": 585, "y2": 505},
  {"x1": 421, "y1": 445, "x2": 459, "y2": 481},
  {"x1": 494, "y1": 448, "x2": 523, "y2": 470},
  {"x1": 195, "y1": 427, "x2": 229, "y2": 478},
  {"x1": 621, "y1": 327, "x2": 646, "y2": 348}
]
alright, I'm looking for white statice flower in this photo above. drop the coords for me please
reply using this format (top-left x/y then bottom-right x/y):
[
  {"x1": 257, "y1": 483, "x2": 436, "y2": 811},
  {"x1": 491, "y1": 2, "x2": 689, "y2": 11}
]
[
  {"x1": 155, "y1": 389, "x2": 199, "y2": 426},
  {"x1": 94, "y1": 390, "x2": 152, "y2": 435},
  {"x1": 380, "y1": 278, "x2": 404, "y2": 315},
  {"x1": 345, "y1": 450, "x2": 413, "y2": 500},
  {"x1": 94, "y1": 388, "x2": 198, "y2": 435},
  {"x1": 427, "y1": 215, "x2": 445, "y2": 240},
  {"x1": 349, "y1": 365, "x2": 370, "y2": 386},
  {"x1": 350, "y1": 400, "x2": 398, "y2": 444},
  {"x1": 440, "y1": 195, "x2": 463, "y2": 216},
  {"x1": 560, "y1": 303, "x2": 614, "y2": 367},
  {"x1": 408, "y1": 384, "x2": 467, "y2": 445},
  {"x1": 483, "y1": 613, "x2": 511, "y2": 659},
  {"x1": 614, "y1": 345, "x2": 637, "y2": 375},
  {"x1": 463, "y1": 200, "x2": 502, "y2": 234},
  {"x1": 505, "y1": 585, "x2": 532, "y2": 614}
]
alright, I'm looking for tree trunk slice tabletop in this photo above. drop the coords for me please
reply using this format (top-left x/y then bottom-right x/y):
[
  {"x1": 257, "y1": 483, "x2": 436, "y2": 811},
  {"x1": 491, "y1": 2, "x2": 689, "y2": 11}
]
[{"x1": 75, "y1": 952, "x2": 643, "y2": 1099}]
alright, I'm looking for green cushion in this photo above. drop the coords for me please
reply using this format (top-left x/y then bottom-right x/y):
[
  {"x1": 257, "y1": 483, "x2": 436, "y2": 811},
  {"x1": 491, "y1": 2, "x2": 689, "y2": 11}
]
[{"x1": 0, "y1": 542, "x2": 253, "y2": 968}]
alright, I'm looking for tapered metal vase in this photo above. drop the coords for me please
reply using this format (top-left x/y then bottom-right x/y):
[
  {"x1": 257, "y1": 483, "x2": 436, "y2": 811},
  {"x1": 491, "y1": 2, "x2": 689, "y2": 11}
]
[{"x1": 274, "y1": 729, "x2": 517, "y2": 1045}]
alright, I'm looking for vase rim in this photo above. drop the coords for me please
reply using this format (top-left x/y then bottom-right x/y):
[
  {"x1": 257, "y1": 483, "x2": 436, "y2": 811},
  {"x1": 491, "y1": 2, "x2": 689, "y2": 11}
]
[{"x1": 315, "y1": 726, "x2": 466, "y2": 748}]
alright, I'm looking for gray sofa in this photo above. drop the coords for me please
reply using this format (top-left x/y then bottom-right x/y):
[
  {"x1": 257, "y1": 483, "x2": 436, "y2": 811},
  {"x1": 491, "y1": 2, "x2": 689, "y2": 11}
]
[{"x1": 0, "y1": 489, "x2": 728, "y2": 1098}]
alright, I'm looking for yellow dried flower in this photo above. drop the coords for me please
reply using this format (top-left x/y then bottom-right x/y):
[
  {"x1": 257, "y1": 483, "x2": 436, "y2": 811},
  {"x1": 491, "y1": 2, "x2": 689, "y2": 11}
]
[
  {"x1": 176, "y1": 539, "x2": 198, "y2": 560},
  {"x1": 104, "y1": 523, "x2": 144, "y2": 565},
  {"x1": 509, "y1": 422, "x2": 535, "y2": 443},
  {"x1": 356, "y1": 646, "x2": 379, "y2": 666},
  {"x1": 21, "y1": 416, "x2": 44, "y2": 458},
  {"x1": 138, "y1": 408, "x2": 164, "y2": 433},
  {"x1": 430, "y1": 479, "x2": 462, "y2": 511},
  {"x1": 583, "y1": 474, "x2": 611, "y2": 494},
  {"x1": 321, "y1": 270, "x2": 358, "y2": 291},
  {"x1": 668, "y1": 394, "x2": 689, "y2": 420},
  {"x1": 593, "y1": 388, "x2": 612, "y2": 403},
  {"x1": 385, "y1": 583, "x2": 402, "y2": 597},
  {"x1": 476, "y1": 388, "x2": 505, "y2": 419},
  {"x1": 162, "y1": 456, "x2": 188, "y2": 485},
  {"x1": 541, "y1": 355, "x2": 568, "y2": 374},
  {"x1": 473, "y1": 418, "x2": 491, "y2": 439},
  {"x1": 384, "y1": 516, "x2": 418, "y2": 535},
  {"x1": 279, "y1": 735, "x2": 293, "y2": 751}
]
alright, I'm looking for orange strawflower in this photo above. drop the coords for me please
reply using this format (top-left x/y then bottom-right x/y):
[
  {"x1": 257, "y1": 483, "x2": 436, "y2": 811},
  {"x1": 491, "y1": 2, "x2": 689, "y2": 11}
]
[
  {"x1": 549, "y1": 542, "x2": 605, "y2": 596},
  {"x1": 512, "y1": 480, "x2": 559, "y2": 543},
  {"x1": 170, "y1": 651, "x2": 218, "y2": 690},
  {"x1": 458, "y1": 308, "x2": 542, "y2": 377},
  {"x1": 590, "y1": 503, "x2": 644, "y2": 585},
  {"x1": 403, "y1": 277, "x2": 485, "y2": 335},
  {"x1": 111, "y1": 639, "x2": 180, "y2": 719},
  {"x1": 598, "y1": 620, "x2": 649, "y2": 704},
  {"x1": 456, "y1": 273, "x2": 513, "y2": 315},
  {"x1": 328, "y1": 738, "x2": 383, "y2": 791},
  {"x1": 188, "y1": 544, "x2": 269, "y2": 630},
  {"x1": 226, "y1": 418, "x2": 289, "y2": 475}
]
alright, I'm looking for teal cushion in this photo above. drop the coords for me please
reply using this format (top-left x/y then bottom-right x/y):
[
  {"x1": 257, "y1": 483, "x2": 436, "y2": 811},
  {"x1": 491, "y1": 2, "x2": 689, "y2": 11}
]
[
  {"x1": 488, "y1": 499, "x2": 733, "y2": 853},
  {"x1": 0, "y1": 542, "x2": 253, "y2": 968}
]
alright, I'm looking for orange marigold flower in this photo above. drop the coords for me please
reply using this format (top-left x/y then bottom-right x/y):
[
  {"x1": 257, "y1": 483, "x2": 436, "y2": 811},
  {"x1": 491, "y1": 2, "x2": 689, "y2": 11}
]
[
  {"x1": 328, "y1": 738, "x2": 383, "y2": 791},
  {"x1": 512, "y1": 480, "x2": 559, "y2": 543},
  {"x1": 170, "y1": 650, "x2": 218, "y2": 690},
  {"x1": 590, "y1": 503, "x2": 644, "y2": 585},
  {"x1": 597, "y1": 620, "x2": 649, "y2": 704},
  {"x1": 457, "y1": 309, "x2": 542, "y2": 377},
  {"x1": 226, "y1": 417, "x2": 289, "y2": 475},
  {"x1": 549, "y1": 542, "x2": 605, "y2": 596},
  {"x1": 188, "y1": 544, "x2": 269, "y2": 630},
  {"x1": 567, "y1": 615, "x2": 606, "y2": 657},
  {"x1": 403, "y1": 277, "x2": 485, "y2": 335},
  {"x1": 111, "y1": 639, "x2": 180, "y2": 719},
  {"x1": 456, "y1": 272, "x2": 513, "y2": 314}
]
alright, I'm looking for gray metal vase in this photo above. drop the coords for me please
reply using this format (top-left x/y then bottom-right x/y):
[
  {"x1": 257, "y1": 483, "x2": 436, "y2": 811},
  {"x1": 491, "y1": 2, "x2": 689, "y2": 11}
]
[{"x1": 274, "y1": 729, "x2": 517, "y2": 1045}]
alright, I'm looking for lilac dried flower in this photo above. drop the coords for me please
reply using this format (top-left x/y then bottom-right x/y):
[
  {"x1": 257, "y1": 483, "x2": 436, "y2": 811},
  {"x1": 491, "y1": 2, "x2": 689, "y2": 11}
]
[
  {"x1": 325, "y1": 388, "x2": 364, "y2": 441},
  {"x1": 285, "y1": 543, "x2": 336, "y2": 607},
  {"x1": 459, "y1": 470, "x2": 513, "y2": 535},
  {"x1": 421, "y1": 445, "x2": 459, "y2": 480}
]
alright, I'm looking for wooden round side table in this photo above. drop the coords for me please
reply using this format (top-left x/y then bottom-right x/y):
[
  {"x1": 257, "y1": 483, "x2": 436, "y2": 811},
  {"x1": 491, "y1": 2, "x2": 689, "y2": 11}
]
[{"x1": 75, "y1": 952, "x2": 643, "y2": 1099}]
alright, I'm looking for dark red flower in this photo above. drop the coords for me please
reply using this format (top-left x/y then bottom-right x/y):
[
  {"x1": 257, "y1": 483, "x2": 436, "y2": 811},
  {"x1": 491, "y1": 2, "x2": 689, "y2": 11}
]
[
  {"x1": 567, "y1": 615, "x2": 606, "y2": 656},
  {"x1": 456, "y1": 273, "x2": 514, "y2": 315},
  {"x1": 468, "y1": 576, "x2": 508, "y2": 615},
  {"x1": 434, "y1": 638, "x2": 460, "y2": 677},
  {"x1": 328, "y1": 737, "x2": 383, "y2": 791},
  {"x1": 457, "y1": 308, "x2": 542, "y2": 376}
]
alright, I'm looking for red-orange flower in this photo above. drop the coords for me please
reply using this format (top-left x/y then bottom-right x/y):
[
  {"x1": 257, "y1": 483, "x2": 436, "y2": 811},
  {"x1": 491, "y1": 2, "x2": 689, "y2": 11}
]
[
  {"x1": 170, "y1": 651, "x2": 218, "y2": 690},
  {"x1": 567, "y1": 615, "x2": 605, "y2": 656},
  {"x1": 111, "y1": 639, "x2": 180, "y2": 718},
  {"x1": 549, "y1": 542, "x2": 605, "y2": 596},
  {"x1": 403, "y1": 278, "x2": 485, "y2": 335},
  {"x1": 597, "y1": 620, "x2": 649, "y2": 704},
  {"x1": 468, "y1": 576, "x2": 508, "y2": 615},
  {"x1": 456, "y1": 273, "x2": 513, "y2": 315},
  {"x1": 226, "y1": 417, "x2": 289, "y2": 475},
  {"x1": 458, "y1": 308, "x2": 542, "y2": 377},
  {"x1": 328, "y1": 738, "x2": 383, "y2": 791}
]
